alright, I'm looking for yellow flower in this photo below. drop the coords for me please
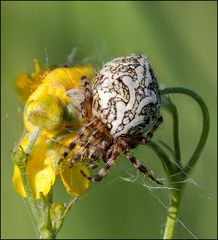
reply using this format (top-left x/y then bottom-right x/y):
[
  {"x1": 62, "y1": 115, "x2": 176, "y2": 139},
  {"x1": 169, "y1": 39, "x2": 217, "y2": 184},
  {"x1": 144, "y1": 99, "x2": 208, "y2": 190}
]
[
  {"x1": 12, "y1": 132, "x2": 90, "y2": 199},
  {"x1": 13, "y1": 59, "x2": 94, "y2": 199},
  {"x1": 57, "y1": 134, "x2": 90, "y2": 196},
  {"x1": 21, "y1": 60, "x2": 95, "y2": 138}
]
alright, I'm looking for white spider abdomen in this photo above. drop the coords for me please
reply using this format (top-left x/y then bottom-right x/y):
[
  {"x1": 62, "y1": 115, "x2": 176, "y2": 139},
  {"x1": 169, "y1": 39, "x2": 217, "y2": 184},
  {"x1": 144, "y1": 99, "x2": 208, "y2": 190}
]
[{"x1": 92, "y1": 54, "x2": 161, "y2": 137}]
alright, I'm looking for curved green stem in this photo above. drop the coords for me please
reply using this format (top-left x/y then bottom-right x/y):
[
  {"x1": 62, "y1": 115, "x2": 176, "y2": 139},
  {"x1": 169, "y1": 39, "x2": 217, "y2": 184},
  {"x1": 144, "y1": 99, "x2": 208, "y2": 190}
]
[
  {"x1": 161, "y1": 96, "x2": 181, "y2": 165},
  {"x1": 161, "y1": 87, "x2": 210, "y2": 174},
  {"x1": 158, "y1": 87, "x2": 210, "y2": 239},
  {"x1": 148, "y1": 141, "x2": 175, "y2": 178}
]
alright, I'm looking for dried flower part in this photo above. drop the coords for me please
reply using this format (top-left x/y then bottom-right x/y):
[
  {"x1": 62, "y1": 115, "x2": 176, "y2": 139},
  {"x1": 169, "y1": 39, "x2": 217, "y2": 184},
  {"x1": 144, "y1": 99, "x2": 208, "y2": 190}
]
[
  {"x1": 16, "y1": 59, "x2": 51, "y2": 102},
  {"x1": 50, "y1": 203, "x2": 66, "y2": 233}
]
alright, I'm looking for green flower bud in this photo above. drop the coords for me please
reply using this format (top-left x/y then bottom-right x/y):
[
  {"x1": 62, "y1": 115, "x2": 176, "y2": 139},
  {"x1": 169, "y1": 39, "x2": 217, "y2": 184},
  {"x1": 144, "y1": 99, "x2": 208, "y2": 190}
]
[
  {"x1": 25, "y1": 96, "x2": 64, "y2": 131},
  {"x1": 12, "y1": 146, "x2": 28, "y2": 168},
  {"x1": 50, "y1": 203, "x2": 66, "y2": 233}
]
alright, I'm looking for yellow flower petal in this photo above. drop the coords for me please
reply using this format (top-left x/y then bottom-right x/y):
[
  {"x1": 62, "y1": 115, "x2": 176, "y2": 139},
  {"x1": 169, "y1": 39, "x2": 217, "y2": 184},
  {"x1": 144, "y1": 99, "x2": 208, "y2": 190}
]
[
  {"x1": 43, "y1": 64, "x2": 95, "y2": 90},
  {"x1": 26, "y1": 158, "x2": 55, "y2": 199},
  {"x1": 60, "y1": 163, "x2": 90, "y2": 197},
  {"x1": 12, "y1": 134, "x2": 56, "y2": 199},
  {"x1": 12, "y1": 130, "x2": 91, "y2": 198}
]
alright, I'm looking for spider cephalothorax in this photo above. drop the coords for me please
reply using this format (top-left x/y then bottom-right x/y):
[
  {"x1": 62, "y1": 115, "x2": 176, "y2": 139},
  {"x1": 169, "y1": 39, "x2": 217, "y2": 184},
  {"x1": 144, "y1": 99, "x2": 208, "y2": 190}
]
[{"x1": 61, "y1": 54, "x2": 163, "y2": 184}]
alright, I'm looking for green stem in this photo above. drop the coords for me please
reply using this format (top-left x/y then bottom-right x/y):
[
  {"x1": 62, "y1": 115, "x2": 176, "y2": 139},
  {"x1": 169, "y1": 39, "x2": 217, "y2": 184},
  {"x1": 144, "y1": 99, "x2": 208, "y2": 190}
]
[
  {"x1": 148, "y1": 140, "x2": 175, "y2": 178},
  {"x1": 161, "y1": 96, "x2": 181, "y2": 165},
  {"x1": 18, "y1": 163, "x2": 40, "y2": 220},
  {"x1": 38, "y1": 193, "x2": 55, "y2": 239},
  {"x1": 14, "y1": 127, "x2": 42, "y2": 221},
  {"x1": 159, "y1": 87, "x2": 209, "y2": 239},
  {"x1": 25, "y1": 127, "x2": 41, "y2": 154},
  {"x1": 163, "y1": 190, "x2": 182, "y2": 239},
  {"x1": 160, "y1": 87, "x2": 210, "y2": 174},
  {"x1": 13, "y1": 127, "x2": 55, "y2": 239}
]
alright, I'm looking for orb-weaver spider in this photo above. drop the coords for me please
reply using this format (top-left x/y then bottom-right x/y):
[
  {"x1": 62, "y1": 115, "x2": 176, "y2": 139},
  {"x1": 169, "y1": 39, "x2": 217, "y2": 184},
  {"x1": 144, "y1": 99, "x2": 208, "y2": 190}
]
[{"x1": 60, "y1": 54, "x2": 163, "y2": 185}]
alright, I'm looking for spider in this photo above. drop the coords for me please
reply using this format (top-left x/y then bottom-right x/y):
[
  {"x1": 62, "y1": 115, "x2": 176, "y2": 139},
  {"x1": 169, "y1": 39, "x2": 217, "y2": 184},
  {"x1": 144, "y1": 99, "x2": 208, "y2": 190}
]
[{"x1": 60, "y1": 54, "x2": 163, "y2": 185}]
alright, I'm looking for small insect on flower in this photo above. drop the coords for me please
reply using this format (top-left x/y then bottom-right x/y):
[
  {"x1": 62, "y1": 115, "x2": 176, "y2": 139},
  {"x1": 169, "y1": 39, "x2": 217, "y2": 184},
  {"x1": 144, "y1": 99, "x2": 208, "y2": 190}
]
[{"x1": 60, "y1": 54, "x2": 163, "y2": 185}]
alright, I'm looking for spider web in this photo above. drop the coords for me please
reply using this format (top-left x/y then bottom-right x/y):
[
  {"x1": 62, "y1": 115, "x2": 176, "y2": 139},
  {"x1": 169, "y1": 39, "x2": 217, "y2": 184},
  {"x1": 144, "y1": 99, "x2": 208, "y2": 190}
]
[{"x1": 114, "y1": 153, "x2": 212, "y2": 239}]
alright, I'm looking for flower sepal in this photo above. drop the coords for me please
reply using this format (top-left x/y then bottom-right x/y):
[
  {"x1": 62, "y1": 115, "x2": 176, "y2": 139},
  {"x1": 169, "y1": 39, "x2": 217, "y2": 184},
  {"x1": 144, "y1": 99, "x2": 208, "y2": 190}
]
[
  {"x1": 12, "y1": 145, "x2": 28, "y2": 169},
  {"x1": 50, "y1": 198, "x2": 77, "y2": 235},
  {"x1": 50, "y1": 203, "x2": 66, "y2": 234}
]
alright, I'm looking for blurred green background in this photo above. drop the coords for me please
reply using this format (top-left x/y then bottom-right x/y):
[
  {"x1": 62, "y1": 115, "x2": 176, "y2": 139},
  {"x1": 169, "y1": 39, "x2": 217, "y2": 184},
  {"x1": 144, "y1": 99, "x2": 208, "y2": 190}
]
[{"x1": 1, "y1": 1, "x2": 217, "y2": 239}]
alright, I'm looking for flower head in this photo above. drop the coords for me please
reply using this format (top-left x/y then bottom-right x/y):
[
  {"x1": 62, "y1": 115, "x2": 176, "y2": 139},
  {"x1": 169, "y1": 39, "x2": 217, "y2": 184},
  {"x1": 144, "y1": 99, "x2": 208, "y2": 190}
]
[{"x1": 13, "y1": 59, "x2": 95, "y2": 199}]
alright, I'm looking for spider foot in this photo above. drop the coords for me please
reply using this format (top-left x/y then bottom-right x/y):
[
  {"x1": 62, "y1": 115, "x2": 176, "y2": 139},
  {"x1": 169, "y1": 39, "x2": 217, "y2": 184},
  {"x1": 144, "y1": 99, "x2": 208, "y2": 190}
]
[
  {"x1": 124, "y1": 148, "x2": 163, "y2": 185},
  {"x1": 80, "y1": 170, "x2": 103, "y2": 182}
]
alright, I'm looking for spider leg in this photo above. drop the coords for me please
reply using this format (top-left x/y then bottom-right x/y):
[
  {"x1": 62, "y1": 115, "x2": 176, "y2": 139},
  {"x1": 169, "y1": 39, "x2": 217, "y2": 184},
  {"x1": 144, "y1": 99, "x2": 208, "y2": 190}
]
[
  {"x1": 74, "y1": 120, "x2": 105, "y2": 160},
  {"x1": 58, "y1": 116, "x2": 99, "y2": 164},
  {"x1": 102, "y1": 146, "x2": 113, "y2": 163},
  {"x1": 87, "y1": 160, "x2": 100, "y2": 169},
  {"x1": 80, "y1": 76, "x2": 93, "y2": 119},
  {"x1": 141, "y1": 116, "x2": 163, "y2": 144},
  {"x1": 81, "y1": 142, "x2": 119, "y2": 182},
  {"x1": 123, "y1": 148, "x2": 162, "y2": 185}
]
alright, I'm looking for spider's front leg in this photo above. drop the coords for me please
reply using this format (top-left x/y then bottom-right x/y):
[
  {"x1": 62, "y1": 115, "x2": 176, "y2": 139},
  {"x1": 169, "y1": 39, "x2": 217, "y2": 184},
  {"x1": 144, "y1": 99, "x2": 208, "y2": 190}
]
[{"x1": 80, "y1": 76, "x2": 93, "y2": 119}]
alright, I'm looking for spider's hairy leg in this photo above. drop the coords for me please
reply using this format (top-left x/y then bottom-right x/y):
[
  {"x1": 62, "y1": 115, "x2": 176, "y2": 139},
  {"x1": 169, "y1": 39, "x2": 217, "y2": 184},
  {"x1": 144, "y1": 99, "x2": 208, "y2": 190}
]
[
  {"x1": 123, "y1": 147, "x2": 162, "y2": 185},
  {"x1": 81, "y1": 141, "x2": 119, "y2": 182},
  {"x1": 87, "y1": 159, "x2": 100, "y2": 169},
  {"x1": 80, "y1": 76, "x2": 93, "y2": 119},
  {"x1": 74, "y1": 121, "x2": 104, "y2": 161},
  {"x1": 102, "y1": 146, "x2": 113, "y2": 163},
  {"x1": 83, "y1": 138, "x2": 109, "y2": 169},
  {"x1": 141, "y1": 116, "x2": 163, "y2": 144},
  {"x1": 58, "y1": 116, "x2": 99, "y2": 164}
]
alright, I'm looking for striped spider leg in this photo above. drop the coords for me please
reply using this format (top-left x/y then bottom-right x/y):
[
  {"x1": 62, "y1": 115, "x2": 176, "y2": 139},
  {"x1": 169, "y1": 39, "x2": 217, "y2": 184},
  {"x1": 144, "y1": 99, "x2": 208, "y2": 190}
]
[
  {"x1": 80, "y1": 76, "x2": 93, "y2": 119},
  {"x1": 81, "y1": 116, "x2": 163, "y2": 185}
]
